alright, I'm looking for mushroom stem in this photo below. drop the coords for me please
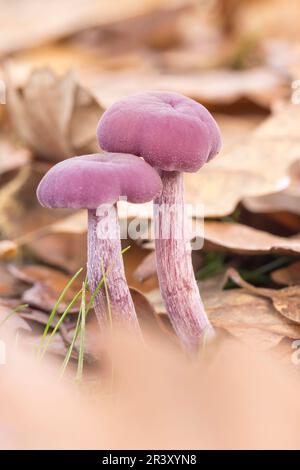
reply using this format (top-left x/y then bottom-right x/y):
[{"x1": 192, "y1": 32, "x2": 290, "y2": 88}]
[
  {"x1": 153, "y1": 170, "x2": 213, "y2": 350},
  {"x1": 87, "y1": 205, "x2": 139, "y2": 330}
]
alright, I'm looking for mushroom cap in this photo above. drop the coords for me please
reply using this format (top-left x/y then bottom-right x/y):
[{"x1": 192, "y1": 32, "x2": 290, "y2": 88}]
[
  {"x1": 97, "y1": 91, "x2": 222, "y2": 172},
  {"x1": 37, "y1": 152, "x2": 162, "y2": 209}
]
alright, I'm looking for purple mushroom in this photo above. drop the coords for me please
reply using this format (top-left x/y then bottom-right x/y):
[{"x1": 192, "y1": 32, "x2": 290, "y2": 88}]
[
  {"x1": 97, "y1": 91, "x2": 222, "y2": 350},
  {"x1": 37, "y1": 152, "x2": 162, "y2": 330}
]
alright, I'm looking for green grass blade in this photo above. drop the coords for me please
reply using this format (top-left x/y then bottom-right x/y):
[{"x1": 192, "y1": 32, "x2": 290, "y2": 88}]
[
  {"x1": 0, "y1": 304, "x2": 29, "y2": 328},
  {"x1": 85, "y1": 245, "x2": 130, "y2": 315},
  {"x1": 38, "y1": 267, "x2": 83, "y2": 355},
  {"x1": 39, "y1": 286, "x2": 83, "y2": 359},
  {"x1": 101, "y1": 258, "x2": 112, "y2": 330},
  {"x1": 76, "y1": 281, "x2": 87, "y2": 383},
  {"x1": 59, "y1": 310, "x2": 82, "y2": 380},
  {"x1": 57, "y1": 245, "x2": 131, "y2": 379}
]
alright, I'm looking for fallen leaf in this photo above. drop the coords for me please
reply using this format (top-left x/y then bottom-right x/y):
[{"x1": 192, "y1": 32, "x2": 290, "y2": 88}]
[
  {"x1": 29, "y1": 232, "x2": 87, "y2": 274},
  {"x1": 6, "y1": 68, "x2": 103, "y2": 162},
  {"x1": 0, "y1": 0, "x2": 167, "y2": 56},
  {"x1": 133, "y1": 251, "x2": 156, "y2": 283},
  {"x1": 50, "y1": 211, "x2": 87, "y2": 234},
  {"x1": 226, "y1": 267, "x2": 300, "y2": 324},
  {"x1": 0, "y1": 141, "x2": 31, "y2": 176},
  {"x1": 0, "y1": 305, "x2": 31, "y2": 334},
  {"x1": 0, "y1": 162, "x2": 74, "y2": 238},
  {"x1": 130, "y1": 287, "x2": 159, "y2": 331},
  {"x1": 243, "y1": 159, "x2": 300, "y2": 217},
  {"x1": 271, "y1": 261, "x2": 300, "y2": 286},
  {"x1": 76, "y1": 4, "x2": 189, "y2": 52},
  {"x1": 0, "y1": 264, "x2": 26, "y2": 297},
  {"x1": 204, "y1": 221, "x2": 300, "y2": 254},
  {"x1": 19, "y1": 309, "x2": 71, "y2": 343},
  {"x1": 89, "y1": 67, "x2": 288, "y2": 110},
  {"x1": 26, "y1": 332, "x2": 69, "y2": 358},
  {"x1": 147, "y1": 282, "x2": 300, "y2": 350},
  {"x1": 224, "y1": 326, "x2": 284, "y2": 351},
  {"x1": 130, "y1": 286, "x2": 177, "y2": 346},
  {"x1": 186, "y1": 101, "x2": 300, "y2": 217},
  {"x1": 204, "y1": 287, "x2": 300, "y2": 341},
  {"x1": 8, "y1": 264, "x2": 84, "y2": 313},
  {"x1": 243, "y1": 190, "x2": 300, "y2": 216}
]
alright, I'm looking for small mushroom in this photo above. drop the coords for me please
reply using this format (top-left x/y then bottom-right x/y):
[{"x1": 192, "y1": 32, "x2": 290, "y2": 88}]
[
  {"x1": 97, "y1": 91, "x2": 222, "y2": 350},
  {"x1": 37, "y1": 152, "x2": 162, "y2": 330}
]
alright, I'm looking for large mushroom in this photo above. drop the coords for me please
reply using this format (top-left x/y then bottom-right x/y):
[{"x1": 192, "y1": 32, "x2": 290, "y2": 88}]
[
  {"x1": 37, "y1": 152, "x2": 162, "y2": 330},
  {"x1": 97, "y1": 91, "x2": 222, "y2": 349}
]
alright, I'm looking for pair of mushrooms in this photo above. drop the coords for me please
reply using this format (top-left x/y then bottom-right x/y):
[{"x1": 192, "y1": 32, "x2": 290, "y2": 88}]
[{"x1": 37, "y1": 91, "x2": 221, "y2": 350}]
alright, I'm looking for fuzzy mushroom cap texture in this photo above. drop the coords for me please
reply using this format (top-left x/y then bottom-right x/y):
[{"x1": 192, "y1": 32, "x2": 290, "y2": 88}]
[
  {"x1": 37, "y1": 152, "x2": 162, "y2": 209},
  {"x1": 97, "y1": 91, "x2": 222, "y2": 172}
]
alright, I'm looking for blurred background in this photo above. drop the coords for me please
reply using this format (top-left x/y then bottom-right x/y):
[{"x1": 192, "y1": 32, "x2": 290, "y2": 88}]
[{"x1": 1, "y1": 0, "x2": 300, "y2": 450}]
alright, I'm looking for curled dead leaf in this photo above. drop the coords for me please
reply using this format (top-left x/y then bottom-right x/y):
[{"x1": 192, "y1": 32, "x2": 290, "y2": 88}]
[
  {"x1": 271, "y1": 261, "x2": 300, "y2": 286},
  {"x1": 204, "y1": 221, "x2": 300, "y2": 254},
  {"x1": 9, "y1": 264, "x2": 84, "y2": 313},
  {"x1": 6, "y1": 68, "x2": 102, "y2": 162},
  {"x1": 0, "y1": 305, "x2": 31, "y2": 334},
  {"x1": 226, "y1": 267, "x2": 300, "y2": 324},
  {"x1": 205, "y1": 287, "x2": 300, "y2": 341}
]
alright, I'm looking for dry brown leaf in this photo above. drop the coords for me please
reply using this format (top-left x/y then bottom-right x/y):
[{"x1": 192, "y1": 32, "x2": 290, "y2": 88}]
[
  {"x1": 0, "y1": 305, "x2": 31, "y2": 334},
  {"x1": 133, "y1": 251, "x2": 156, "y2": 283},
  {"x1": 26, "y1": 332, "x2": 70, "y2": 358},
  {"x1": 133, "y1": 249, "x2": 202, "y2": 284},
  {"x1": 0, "y1": 0, "x2": 168, "y2": 56},
  {"x1": 271, "y1": 261, "x2": 300, "y2": 286},
  {"x1": 29, "y1": 232, "x2": 87, "y2": 274},
  {"x1": 227, "y1": 267, "x2": 300, "y2": 324},
  {"x1": 204, "y1": 221, "x2": 300, "y2": 254},
  {"x1": 0, "y1": 141, "x2": 31, "y2": 176},
  {"x1": 6, "y1": 68, "x2": 102, "y2": 162},
  {"x1": 89, "y1": 67, "x2": 288, "y2": 109},
  {"x1": 19, "y1": 309, "x2": 72, "y2": 344},
  {"x1": 9, "y1": 264, "x2": 84, "y2": 313},
  {"x1": 130, "y1": 287, "x2": 160, "y2": 333},
  {"x1": 0, "y1": 162, "x2": 73, "y2": 238},
  {"x1": 0, "y1": 263, "x2": 26, "y2": 297},
  {"x1": 243, "y1": 190, "x2": 300, "y2": 216},
  {"x1": 244, "y1": 160, "x2": 300, "y2": 217},
  {"x1": 213, "y1": 113, "x2": 265, "y2": 150},
  {"x1": 77, "y1": 4, "x2": 190, "y2": 52},
  {"x1": 50, "y1": 211, "x2": 87, "y2": 234},
  {"x1": 186, "y1": 102, "x2": 300, "y2": 217},
  {"x1": 147, "y1": 281, "x2": 300, "y2": 350},
  {"x1": 223, "y1": 326, "x2": 284, "y2": 351},
  {"x1": 204, "y1": 287, "x2": 300, "y2": 341},
  {"x1": 130, "y1": 286, "x2": 177, "y2": 346}
]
